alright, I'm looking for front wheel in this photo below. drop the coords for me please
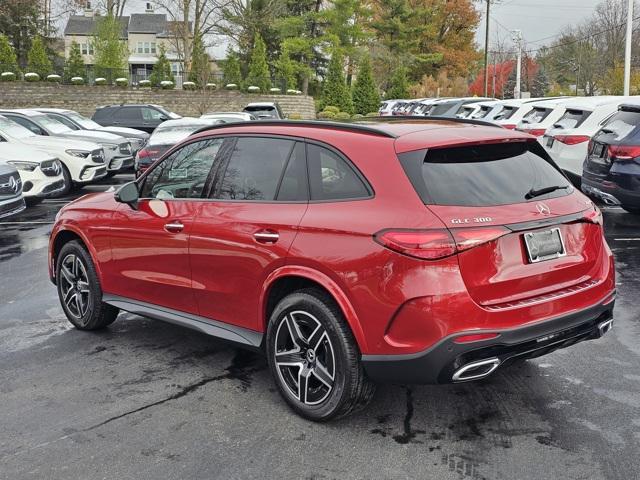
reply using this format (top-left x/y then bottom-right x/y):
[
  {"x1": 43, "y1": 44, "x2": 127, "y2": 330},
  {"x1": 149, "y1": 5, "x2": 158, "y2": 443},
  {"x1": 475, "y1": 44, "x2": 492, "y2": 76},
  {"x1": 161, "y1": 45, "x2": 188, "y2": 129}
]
[
  {"x1": 56, "y1": 241, "x2": 119, "y2": 330},
  {"x1": 266, "y1": 289, "x2": 375, "y2": 421}
]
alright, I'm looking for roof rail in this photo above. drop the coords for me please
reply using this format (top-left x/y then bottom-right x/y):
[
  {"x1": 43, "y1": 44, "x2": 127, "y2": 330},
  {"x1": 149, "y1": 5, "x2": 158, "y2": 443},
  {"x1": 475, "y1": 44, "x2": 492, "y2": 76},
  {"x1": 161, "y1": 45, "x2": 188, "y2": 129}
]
[
  {"x1": 363, "y1": 115, "x2": 503, "y2": 129},
  {"x1": 190, "y1": 119, "x2": 399, "y2": 138}
]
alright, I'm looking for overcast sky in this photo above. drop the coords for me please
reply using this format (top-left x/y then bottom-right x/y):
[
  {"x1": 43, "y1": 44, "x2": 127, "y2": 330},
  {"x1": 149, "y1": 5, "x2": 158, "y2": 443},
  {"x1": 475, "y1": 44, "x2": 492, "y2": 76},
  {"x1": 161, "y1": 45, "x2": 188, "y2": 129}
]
[{"x1": 475, "y1": 0, "x2": 603, "y2": 51}]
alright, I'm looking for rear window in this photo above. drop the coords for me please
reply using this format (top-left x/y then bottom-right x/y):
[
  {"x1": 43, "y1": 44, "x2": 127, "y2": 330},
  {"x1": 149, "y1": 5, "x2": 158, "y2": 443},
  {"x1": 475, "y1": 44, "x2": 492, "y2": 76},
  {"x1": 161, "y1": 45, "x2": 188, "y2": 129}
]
[
  {"x1": 398, "y1": 142, "x2": 572, "y2": 206},
  {"x1": 472, "y1": 106, "x2": 491, "y2": 119},
  {"x1": 554, "y1": 109, "x2": 591, "y2": 129},
  {"x1": 494, "y1": 106, "x2": 517, "y2": 120},
  {"x1": 429, "y1": 101, "x2": 456, "y2": 116},
  {"x1": 599, "y1": 110, "x2": 640, "y2": 140},
  {"x1": 521, "y1": 107, "x2": 552, "y2": 124}
]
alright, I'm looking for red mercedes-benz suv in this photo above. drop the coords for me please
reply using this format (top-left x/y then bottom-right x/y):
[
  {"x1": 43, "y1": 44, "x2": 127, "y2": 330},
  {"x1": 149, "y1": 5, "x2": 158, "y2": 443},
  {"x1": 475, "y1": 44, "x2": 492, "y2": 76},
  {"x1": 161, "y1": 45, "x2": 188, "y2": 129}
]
[{"x1": 49, "y1": 119, "x2": 615, "y2": 421}]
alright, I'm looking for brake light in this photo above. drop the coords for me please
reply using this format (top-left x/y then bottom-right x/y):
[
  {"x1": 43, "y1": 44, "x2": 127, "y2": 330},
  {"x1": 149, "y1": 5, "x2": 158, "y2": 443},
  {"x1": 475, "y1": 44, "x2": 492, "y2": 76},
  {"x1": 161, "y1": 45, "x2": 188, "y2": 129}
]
[
  {"x1": 523, "y1": 128, "x2": 546, "y2": 137},
  {"x1": 607, "y1": 144, "x2": 640, "y2": 161},
  {"x1": 502, "y1": 124, "x2": 516, "y2": 130},
  {"x1": 451, "y1": 226, "x2": 510, "y2": 252},
  {"x1": 374, "y1": 229, "x2": 456, "y2": 260},
  {"x1": 137, "y1": 148, "x2": 150, "y2": 159},
  {"x1": 453, "y1": 333, "x2": 500, "y2": 344},
  {"x1": 374, "y1": 226, "x2": 509, "y2": 260},
  {"x1": 554, "y1": 135, "x2": 590, "y2": 145}
]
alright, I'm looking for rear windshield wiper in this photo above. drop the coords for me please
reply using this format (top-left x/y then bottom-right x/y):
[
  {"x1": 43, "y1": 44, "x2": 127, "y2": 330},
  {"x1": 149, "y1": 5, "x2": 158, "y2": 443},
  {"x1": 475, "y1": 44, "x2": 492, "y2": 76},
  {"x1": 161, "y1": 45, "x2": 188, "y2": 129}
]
[{"x1": 525, "y1": 185, "x2": 570, "y2": 199}]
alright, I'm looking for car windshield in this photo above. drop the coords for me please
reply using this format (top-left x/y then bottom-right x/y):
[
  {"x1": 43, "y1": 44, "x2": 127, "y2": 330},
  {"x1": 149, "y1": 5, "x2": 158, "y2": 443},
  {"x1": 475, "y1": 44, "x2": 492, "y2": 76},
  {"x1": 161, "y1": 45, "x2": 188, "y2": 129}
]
[
  {"x1": 68, "y1": 112, "x2": 102, "y2": 129},
  {"x1": 414, "y1": 142, "x2": 572, "y2": 206},
  {"x1": 0, "y1": 116, "x2": 36, "y2": 139},
  {"x1": 148, "y1": 124, "x2": 211, "y2": 146},
  {"x1": 37, "y1": 115, "x2": 73, "y2": 134}
]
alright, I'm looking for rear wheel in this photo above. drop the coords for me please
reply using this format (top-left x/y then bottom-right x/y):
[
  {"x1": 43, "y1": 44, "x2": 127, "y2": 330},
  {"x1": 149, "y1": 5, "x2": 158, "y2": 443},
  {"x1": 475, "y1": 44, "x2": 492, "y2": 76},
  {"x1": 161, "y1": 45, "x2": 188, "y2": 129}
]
[
  {"x1": 56, "y1": 241, "x2": 119, "y2": 330},
  {"x1": 622, "y1": 205, "x2": 640, "y2": 215},
  {"x1": 266, "y1": 289, "x2": 375, "y2": 421},
  {"x1": 58, "y1": 164, "x2": 73, "y2": 197}
]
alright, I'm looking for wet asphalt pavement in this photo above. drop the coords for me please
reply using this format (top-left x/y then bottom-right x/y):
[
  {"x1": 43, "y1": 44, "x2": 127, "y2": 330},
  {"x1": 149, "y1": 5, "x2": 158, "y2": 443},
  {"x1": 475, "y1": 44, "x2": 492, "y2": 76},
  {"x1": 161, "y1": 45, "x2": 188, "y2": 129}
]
[{"x1": 0, "y1": 174, "x2": 639, "y2": 480}]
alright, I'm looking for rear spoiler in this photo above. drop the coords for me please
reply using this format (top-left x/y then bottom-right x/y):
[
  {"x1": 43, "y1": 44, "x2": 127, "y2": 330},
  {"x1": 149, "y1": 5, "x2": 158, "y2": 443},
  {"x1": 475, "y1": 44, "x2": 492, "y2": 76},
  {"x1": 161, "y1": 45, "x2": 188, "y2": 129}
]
[{"x1": 619, "y1": 103, "x2": 640, "y2": 113}]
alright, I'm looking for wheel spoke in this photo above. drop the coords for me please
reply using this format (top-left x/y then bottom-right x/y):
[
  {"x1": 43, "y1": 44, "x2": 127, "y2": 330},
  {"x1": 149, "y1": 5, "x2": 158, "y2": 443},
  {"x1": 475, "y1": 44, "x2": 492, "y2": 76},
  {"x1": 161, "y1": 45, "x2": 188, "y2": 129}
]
[
  {"x1": 285, "y1": 314, "x2": 305, "y2": 348},
  {"x1": 307, "y1": 327, "x2": 326, "y2": 353},
  {"x1": 69, "y1": 255, "x2": 77, "y2": 277},
  {"x1": 77, "y1": 280, "x2": 90, "y2": 294},
  {"x1": 66, "y1": 292, "x2": 78, "y2": 312},
  {"x1": 275, "y1": 350, "x2": 305, "y2": 366},
  {"x1": 312, "y1": 361, "x2": 334, "y2": 389},
  {"x1": 60, "y1": 265, "x2": 74, "y2": 284},
  {"x1": 76, "y1": 292, "x2": 85, "y2": 314},
  {"x1": 298, "y1": 366, "x2": 312, "y2": 403}
]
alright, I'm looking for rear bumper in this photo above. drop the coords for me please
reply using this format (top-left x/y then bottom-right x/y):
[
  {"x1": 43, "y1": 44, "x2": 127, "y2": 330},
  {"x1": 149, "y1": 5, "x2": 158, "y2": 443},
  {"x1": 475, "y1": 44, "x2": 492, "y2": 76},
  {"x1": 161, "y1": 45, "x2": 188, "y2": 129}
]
[
  {"x1": 362, "y1": 294, "x2": 615, "y2": 384},
  {"x1": 582, "y1": 175, "x2": 640, "y2": 208}
]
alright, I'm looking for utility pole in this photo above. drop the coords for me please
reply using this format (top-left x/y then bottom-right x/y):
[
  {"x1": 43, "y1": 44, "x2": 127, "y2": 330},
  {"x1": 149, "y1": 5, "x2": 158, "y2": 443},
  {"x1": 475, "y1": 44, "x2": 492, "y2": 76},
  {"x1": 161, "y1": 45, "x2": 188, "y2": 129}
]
[
  {"x1": 624, "y1": 0, "x2": 634, "y2": 96},
  {"x1": 484, "y1": 0, "x2": 491, "y2": 97},
  {"x1": 512, "y1": 30, "x2": 522, "y2": 99}
]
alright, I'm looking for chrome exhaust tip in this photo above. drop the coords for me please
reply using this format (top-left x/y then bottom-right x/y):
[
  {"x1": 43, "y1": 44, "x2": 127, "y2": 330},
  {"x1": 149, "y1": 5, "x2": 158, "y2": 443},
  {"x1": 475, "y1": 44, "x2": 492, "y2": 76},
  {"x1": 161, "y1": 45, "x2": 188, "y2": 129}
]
[
  {"x1": 597, "y1": 318, "x2": 613, "y2": 337},
  {"x1": 452, "y1": 358, "x2": 501, "y2": 382}
]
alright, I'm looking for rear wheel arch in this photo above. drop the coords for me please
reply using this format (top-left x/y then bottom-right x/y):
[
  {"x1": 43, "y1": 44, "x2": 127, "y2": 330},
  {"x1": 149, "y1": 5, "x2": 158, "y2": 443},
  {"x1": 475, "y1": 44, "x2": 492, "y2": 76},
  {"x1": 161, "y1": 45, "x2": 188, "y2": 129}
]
[{"x1": 261, "y1": 268, "x2": 368, "y2": 353}]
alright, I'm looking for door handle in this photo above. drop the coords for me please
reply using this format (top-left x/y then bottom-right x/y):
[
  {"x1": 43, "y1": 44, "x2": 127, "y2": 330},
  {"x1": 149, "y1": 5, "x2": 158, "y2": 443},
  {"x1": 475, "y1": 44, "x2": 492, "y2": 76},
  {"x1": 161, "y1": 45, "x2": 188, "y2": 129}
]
[
  {"x1": 164, "y1": 220, "x2": 184, "y2": 233},
  {"x1": 253, "y1": 230, "x2": 279, "y2": 243}
]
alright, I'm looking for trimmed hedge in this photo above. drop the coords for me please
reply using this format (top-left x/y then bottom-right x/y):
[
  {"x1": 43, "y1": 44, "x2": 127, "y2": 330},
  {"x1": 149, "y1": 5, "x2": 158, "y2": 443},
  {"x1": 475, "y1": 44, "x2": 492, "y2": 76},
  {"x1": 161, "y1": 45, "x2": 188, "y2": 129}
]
[
  {"x1": 70, "y1": 76, "x2": 84, "y2": 85},
  {"x1": 24, "y1": 72, "x2": 40, "y2": 82},
  {"x1": 0, "y1": 72, "x2": 16, "y2": 82}
]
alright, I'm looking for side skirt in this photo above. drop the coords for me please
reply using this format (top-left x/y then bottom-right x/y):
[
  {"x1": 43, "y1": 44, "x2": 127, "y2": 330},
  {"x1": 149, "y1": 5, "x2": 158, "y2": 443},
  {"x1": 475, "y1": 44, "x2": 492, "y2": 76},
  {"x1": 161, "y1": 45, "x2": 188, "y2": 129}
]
[{"x1": 103, "y1": 294, "x2": 263, "y2": 349}]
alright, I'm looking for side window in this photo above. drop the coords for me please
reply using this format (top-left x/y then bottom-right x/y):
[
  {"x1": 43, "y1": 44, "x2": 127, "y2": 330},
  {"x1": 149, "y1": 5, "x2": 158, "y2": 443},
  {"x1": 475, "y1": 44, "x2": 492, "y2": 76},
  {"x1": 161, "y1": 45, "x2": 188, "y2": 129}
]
[
  {"x1": 276, "y1": 142, "x2": 308, "y2": 201},
  {"x1": 142, "y1": 107, "x2": 164, "y2": 121},
  {"x1": 51, "y1": 115, "x2": 78, "y2": 130},
  {"x1": 140, "y1": 138, "x2": 224, "y2": 200},
  {"x1": 7, "y1": 116, "x2": 44, "y2": 135},
  {"x1": 307, "y1": 144, "x2": 370, "y2": 201},
  {"x1": 116, "y1": 107, "x2": 142, "y2": 122},
  {"x1": 212, "y1": 137, "x2": 295, "y2": 201}
]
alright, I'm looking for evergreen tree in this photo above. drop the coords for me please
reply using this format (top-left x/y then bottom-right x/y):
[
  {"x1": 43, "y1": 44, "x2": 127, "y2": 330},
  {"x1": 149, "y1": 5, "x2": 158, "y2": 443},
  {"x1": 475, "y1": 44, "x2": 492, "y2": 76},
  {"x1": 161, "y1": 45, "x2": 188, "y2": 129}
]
[
  {"x1": 274, "y1": 43, "x2": 296, "y2": 91},
  {"x1": 26, "y1": 36, "x2": 52, "y2": 78},
  {"x1": 246, "y1": 33, "x2": 271, "y2": 92},
  {"x1": 66, "y1": 41, "x2": 85, "y2": 79},
  {"x1": 531, "y1": 67, "x2": 550, "y2": 97},
  {"x1": 351, "y1": 54, "x2": 379, "y2": 114},
  {"x1": 149, "y1": 44, "x2": 173, "y2": 87},
  {"x1": 93, "y1": 15, "x2": 128, "y2": 81},
  {"x1": 386, "y1": 66, "x2": 409, "y2": 100},
  {"x1": 320, "y1": 49, "x2": 353, "y2": 114},
  {"x1": 189, "y1": 34, "x2": 210, "y2": 87},
  {"x1": 0, "y1": 34, "x2": 19, "y2": 72},
  {"x1": 222, "y1": 49, "x2": 242, "y2": 86}
]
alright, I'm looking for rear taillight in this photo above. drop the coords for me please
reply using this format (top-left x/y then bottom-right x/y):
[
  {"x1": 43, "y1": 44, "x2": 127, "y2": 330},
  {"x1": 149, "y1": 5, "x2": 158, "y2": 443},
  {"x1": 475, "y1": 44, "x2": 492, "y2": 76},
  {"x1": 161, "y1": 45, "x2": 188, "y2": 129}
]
[
  {"x1": 523, "y1": 128, "x2": 546, "y2": 137},
  {"x1": 607, "y1": 144, "x2": 640, "y2": 161},
  {"x1": 583, "y1": 206, "x2": 603, "y2": 226},
  {"x1": 374, "y1": 226, "x2": 509, "y2": 260},
  {"x1": 555, "y1": 135, "x2": 590, "y2": 145},
  {"x1": 137, "y1": 148, "x2": 150, "y2": 159},
  {"x1": 502, "y1": 124, "x2": 516, "y2": 130}
]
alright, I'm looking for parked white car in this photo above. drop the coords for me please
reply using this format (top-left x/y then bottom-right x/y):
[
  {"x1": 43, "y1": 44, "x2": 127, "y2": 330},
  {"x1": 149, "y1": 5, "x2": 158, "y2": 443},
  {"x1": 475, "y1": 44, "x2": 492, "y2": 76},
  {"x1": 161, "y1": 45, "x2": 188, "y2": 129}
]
[
  {"x1": 200, "y1": 112, "x2": 256, "y2": 122},
  {"x1": 516, "y1": 97, "x2": 581, "y2": 138},
  {"x1": 0, "y1": 114, "x2": 106, "y2": 195},
  {"x1": 0, "y1": 109, "x2": 133, "y2": 175},
  {"x1": 0, "y1": 143, "x2": 65, "y2": 205},
  {"x1": 456, "y1": 102, "x2": 483, "y2": 119},
  {"x1": 543, "y1": 96, "x2": 640, "y2": 182},
  {"x1": 469, "y1": 100, "x2": 504, "y2": 121},
  {"x1": 378, "y1": 100, "x2": 405, "y2": 116},
  {"x1": 0, "y1": 159, "x2": 25, "y2": 219}
]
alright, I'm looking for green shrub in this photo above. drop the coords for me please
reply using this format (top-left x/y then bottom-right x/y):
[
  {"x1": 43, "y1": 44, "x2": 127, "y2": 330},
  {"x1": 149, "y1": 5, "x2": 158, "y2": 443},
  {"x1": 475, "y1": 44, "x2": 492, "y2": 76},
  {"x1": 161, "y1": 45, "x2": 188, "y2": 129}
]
[
  {"x1": 335, "y1": 111, "x2": 351, "y2": 120},
  {"x1": 225, "y1": 83, "x2": 238, "y2": 90},
  {"x1": 138, "y1": 79, "x2": 151, "y2": 88},
  {"x1": 353, "y1": 113, "x2": 364, "y2": 119},
  {"x1": 269, "y1": 87, "x2": 281, "y2": 94},
  {"x1": 247, "y1": 85, "x2": 260, "y2": 93},
  {"x1": 323, "y1": 106, "x2": 340, "y2": 114},
  {"x1": 115, "y1": 77, "x2": 128, "y2": 87},
  {"x1": 70, "y1": 76, "x2": 84, "y2": 85},
  {"x1": 47, "y1": 74, "x2": 62, "y2": 83},
  {"x1": 95, "y1": 77, "x2": 107, "y2": 85},
  {"x1": 24, "y1": 72, "x2": 40, "y2": 82},
  {"x1": 183, "y1": 81, "x2": 196, "y2": 90},
  {"x1": 287, "y1": 88, "x2": 297, "y2": 95},
  {"x1": 366, "y1": 112, "x2": 379, "y2": 117},
  {"x1": 205, "y1": 83, "x2": 216, "y2": 91},
  {"x1": 317, "y1": 110, "x2": 337, "y2": 119},
  {"x1": 289, "y1": 113, "x2": 302, "y2": 120},
  {"x1": 0, "y1": 72, "x2": 16, "y2": 82},
  {"x1": 160, "y1": 80, "x2": 174, "y2": 90}
]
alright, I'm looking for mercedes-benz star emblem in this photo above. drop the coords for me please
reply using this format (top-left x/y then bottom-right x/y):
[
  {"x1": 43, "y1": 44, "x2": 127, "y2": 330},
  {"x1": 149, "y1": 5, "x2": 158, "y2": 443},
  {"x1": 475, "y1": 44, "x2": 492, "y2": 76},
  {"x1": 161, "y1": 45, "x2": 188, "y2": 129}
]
[
  {"x1": 536, "y1": 203, "x2": 551, "y2": 215},
  {"x1": 8, "y1": 176, "x2": 19, "y2": 195}
]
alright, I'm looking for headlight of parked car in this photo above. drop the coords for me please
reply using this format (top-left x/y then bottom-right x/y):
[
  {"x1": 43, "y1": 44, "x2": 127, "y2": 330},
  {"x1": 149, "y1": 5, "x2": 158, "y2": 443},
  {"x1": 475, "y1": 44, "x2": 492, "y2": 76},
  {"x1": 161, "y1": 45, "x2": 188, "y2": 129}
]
[
  {"x1": 65, "y1": 149, "x2": 91, "y2": 158},
  {"x1": 7, "y1": 160, "x2": 39, "y2": 171}
]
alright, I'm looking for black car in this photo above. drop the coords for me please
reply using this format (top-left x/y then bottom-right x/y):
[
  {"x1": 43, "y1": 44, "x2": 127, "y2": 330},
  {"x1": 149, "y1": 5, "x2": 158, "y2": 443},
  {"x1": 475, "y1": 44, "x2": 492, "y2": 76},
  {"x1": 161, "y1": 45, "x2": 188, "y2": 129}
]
[
  {"x1": 582, "y1": 103, "x2": 640, "y2": 214},
  {"x1": 92, "y1": 104, "x2": 181, "y2": 133}
]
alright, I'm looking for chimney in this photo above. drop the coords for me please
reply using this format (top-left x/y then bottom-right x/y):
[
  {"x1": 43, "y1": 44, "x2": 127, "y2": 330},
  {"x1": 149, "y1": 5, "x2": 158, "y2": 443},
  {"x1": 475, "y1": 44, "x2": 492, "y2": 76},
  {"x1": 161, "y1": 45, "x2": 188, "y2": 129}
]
[
  {"x1": 145, "y1": 2, "x2": 154, "y2": 13},
  {"x1": 84, "y1": 1, "x2": 94, "y2": 17}
]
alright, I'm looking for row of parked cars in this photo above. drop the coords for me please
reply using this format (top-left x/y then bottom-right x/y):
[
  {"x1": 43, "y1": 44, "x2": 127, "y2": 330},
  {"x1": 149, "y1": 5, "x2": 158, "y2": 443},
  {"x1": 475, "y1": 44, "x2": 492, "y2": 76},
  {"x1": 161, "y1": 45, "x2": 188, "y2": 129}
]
[
  {"x1": 380, "y1": 96, "x2": 640, "y2": 214},
  {"x1": 0, "y1": 102, "x2": 285, "y2": 220}
]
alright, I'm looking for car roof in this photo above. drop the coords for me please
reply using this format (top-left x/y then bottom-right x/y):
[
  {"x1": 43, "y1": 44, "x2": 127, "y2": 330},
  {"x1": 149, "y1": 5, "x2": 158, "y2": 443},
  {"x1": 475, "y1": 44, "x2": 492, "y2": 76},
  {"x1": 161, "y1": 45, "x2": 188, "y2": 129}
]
[
  {"x1": 35, "y1": 107, "x2": 72, "y2": 114},
  {"x1": 245, "y1": 102, "x2": 278, "y2": 107},
  {"x1": 156, "y1": 117, "x2": 221, "y2": 129},
  {"x1": 561, "y1": 95, "x2": 639, "y2": 111},
  {"x1": 0, "y1": 108, "x2": 43, "y2": 117},
  {"x1": 189, "y1": 119, "x2": 532, "y2": 154}
]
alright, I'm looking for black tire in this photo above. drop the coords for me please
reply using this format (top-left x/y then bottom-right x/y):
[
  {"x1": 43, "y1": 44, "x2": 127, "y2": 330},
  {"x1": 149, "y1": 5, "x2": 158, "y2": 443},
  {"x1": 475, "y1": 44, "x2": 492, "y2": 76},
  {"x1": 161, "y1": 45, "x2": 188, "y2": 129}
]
[
  {"x1": 56, "y1": 240, "x2": 119, "y2": 330},
  {"x1": 58, "y1": 163, "x2": 73, "y2": 197},
  {"x1": 266, "y1": 288, "x2": 375, "y2": 421},
  {"x1": 622, "y1": 205, "x2": 640, "y2": 215},
  {"x1": 24, "y1": 197, "x2": 44, "y2": 207}
]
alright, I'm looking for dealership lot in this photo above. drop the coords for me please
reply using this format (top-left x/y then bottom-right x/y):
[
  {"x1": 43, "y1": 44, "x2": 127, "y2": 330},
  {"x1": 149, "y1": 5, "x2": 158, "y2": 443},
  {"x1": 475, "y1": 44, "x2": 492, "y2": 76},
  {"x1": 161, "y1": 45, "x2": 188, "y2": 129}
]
[{"x1": 0, "y1": 174, "x2": 639, "y2": 480}]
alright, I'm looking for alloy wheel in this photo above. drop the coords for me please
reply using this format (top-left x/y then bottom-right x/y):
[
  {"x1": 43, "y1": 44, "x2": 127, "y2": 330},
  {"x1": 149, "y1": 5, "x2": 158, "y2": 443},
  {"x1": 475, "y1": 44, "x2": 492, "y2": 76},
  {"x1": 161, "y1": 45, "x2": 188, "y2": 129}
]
[
  {"x1": 59, "y1": 253, "x2": 91, "y2": 319},
  {"x1": 274, "y1": 310, "x2": 336, "y2": 405}
]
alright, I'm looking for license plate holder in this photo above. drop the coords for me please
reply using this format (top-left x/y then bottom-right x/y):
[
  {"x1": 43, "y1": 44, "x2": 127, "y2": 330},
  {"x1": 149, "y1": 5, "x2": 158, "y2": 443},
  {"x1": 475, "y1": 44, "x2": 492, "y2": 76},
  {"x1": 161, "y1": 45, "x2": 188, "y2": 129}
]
[
  {"x1": 524, "y1": 228, "x2": 566, "y2": 263},
  {"x1": 546, "y1": 136, "x2": 554, "y2": 148}
]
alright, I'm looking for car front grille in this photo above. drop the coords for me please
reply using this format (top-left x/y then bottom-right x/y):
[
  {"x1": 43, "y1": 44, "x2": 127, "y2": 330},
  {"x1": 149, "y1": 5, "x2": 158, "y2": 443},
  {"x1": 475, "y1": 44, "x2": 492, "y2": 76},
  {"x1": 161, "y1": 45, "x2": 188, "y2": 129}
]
[
  {"x1": 42, "y1": 179, "x2": 65, "y2": 195},
  {"x1": 91, "y1": 149, "x2": 105, "y2": 164},
  {"x1": 0, "y1": 197, "x2": 26, "y2": 218},
  {"x1": 40, "y1": 159, "x2": 63, "y2": 177},
  {"x1": 0, "y1": 172, "x2": 22, "y2": 197}
]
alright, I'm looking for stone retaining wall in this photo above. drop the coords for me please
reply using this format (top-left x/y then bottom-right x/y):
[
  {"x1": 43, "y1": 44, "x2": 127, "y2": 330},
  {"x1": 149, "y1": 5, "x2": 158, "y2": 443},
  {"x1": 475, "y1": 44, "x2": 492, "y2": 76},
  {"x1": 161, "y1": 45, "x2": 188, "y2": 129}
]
[{"x1": 0, "y1": 83, "x2": 317, "y2": 119}]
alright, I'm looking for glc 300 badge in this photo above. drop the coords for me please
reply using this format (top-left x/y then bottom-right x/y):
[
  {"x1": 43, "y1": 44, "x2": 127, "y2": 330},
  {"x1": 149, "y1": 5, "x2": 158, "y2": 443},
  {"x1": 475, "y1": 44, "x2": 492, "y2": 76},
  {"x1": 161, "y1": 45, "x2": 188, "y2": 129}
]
[{"x1": 451, "y1": 217, "x2": 492, "y2": 224}]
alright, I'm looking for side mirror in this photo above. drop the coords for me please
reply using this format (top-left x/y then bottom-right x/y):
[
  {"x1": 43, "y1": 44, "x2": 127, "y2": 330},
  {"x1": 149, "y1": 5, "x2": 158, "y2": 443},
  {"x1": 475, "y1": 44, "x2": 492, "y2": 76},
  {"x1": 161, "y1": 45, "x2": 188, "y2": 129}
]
[
  {"x1": 159, "y1": 115, "x2": 168, "y2": 122},
  {"x1": 115, "y1": 181, "x2": 139, "y2": 209}
]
